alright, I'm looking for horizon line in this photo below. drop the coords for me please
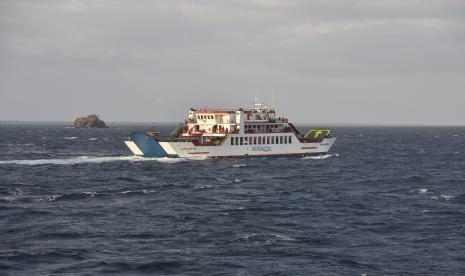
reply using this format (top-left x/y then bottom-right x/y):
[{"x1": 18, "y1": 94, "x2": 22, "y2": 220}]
[{"x1": 1, "y1": 120, "x2": 464, "y2": 127}]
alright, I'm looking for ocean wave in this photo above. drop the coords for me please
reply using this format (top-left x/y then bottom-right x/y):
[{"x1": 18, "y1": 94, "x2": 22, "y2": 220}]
[
  {"x1": 234, "y1": 233, "x2": 295, "y2": 244},
  {"x1": 418, "y1": 188, "x2": 428, "y2": 194},
  {"x1": 440, "y1": 195, "x2": 454, "y2": 200},
  {"x1": 0, "y1": 156, "x2": 187, "y2": 166},
  {"x1": 118, "y1": 189, "x2": 156, "y2": 194},
  {"x1": 232, "y1": 163, "x2": 247, "y2": 168},
  {"x1": 302, "y1": 154, "x2": 338, "y2": 160},
  {"x1": 64, "y1": 136, "x2": 78, "y2": 140}
]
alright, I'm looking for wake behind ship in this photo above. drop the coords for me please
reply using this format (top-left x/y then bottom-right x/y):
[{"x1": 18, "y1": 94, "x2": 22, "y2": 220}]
[{"x1": 125, "y1": 100, "x2": 336, "y2": 158}]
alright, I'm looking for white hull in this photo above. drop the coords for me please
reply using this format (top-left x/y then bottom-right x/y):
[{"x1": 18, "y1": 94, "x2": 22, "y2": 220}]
[{"x1": 125, "y1": 133, "x2": 336, "y2": 158}]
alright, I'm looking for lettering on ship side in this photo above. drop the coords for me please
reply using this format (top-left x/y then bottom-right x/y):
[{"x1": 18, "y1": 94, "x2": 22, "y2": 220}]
[
  {"x1": 251, "y1": 145, "x2": 272, "y2": 152},
  {"x1": 181, "y1": 147, "x2": 198, "y2": 152}
]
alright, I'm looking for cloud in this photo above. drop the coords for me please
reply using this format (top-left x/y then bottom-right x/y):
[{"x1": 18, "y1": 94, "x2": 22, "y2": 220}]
[
  {"x1": 291, "y1": 20, "x2": 385, "y2": 36},
  {"x1": 0, "y1": 0, "x2": 464, "y2": 123},
  {"x1": 60, "y1": 1, "x2": 86, "y2": 13}
]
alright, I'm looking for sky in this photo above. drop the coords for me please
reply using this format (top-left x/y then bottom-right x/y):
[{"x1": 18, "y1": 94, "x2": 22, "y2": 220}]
[{"x1": 1, "y1": 0, "x2": 464, "y2": 125}]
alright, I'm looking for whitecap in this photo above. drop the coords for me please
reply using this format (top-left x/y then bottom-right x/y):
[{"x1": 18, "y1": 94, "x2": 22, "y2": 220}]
[
  {"x1": 35, "y1": 194, "x2": 62, "y2": 202},
  {"x1": 194, "y1": 184, "x2": 212, "y2": 189},
  {"x1": 88, "y1": 138, "x2": 98, "y2": 141},
  {"x1": 302, "y1": 154, "x2": 334, "y2": 160},
  {"x1": 232, "y1": 164, "x2": 247, "y2": 168},
  {"x1": 0, "y1": 156, "x2": 186, "y2": 166},
  {"x1": 236, "y1": 233, "x2": 295, "y2": 244},
  {"x1": 155, "y1": 157, "x2": 187, "y2": 163},
  {"x1": 81, "y1": 191, "x2": 97, "y2": 197},
  {"x1": 64, "y1": 136, "x2": 78, "y2": 140},
  {"x1": 440, "y1": 195, "x2": 454, "y2": 200},
  {"x1": 418, "y1": 188, "x2": 428, "y2": 194},
  {"x1": 1, "y1": 196, "x2": 17, "y2": 203}
]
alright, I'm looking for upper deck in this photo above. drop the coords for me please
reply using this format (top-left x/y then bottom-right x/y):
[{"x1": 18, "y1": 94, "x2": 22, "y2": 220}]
[{"x1": 179, "y1": 100, "x2": 291, "y2": 136}]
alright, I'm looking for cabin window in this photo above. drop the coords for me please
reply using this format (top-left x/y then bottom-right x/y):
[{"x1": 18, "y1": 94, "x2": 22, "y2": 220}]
[
  {"x1": 244, "y1": 137, "x2": 248, "y2": 145},
  {"x1": 284, "y1": 136, "x2": 288, "y2": 144},
  {"x1": 267, "y1": 136, "x2": 270, "y2": 144},
  {"x1": 235, "y1": 137, "x2": 239, "y2": 145},
  {"x1": 240, "y1": 137, "x2": 243, "y2": 145},
  {"x1": 253, "y1": 137, "x2": 257, "y2": 145},
  {"x1": 289, "y1": 136, "x2": 292, "y2": 143},
  {"x1": 258, "y1": 137, "x2": 262, "y2": 145},
  {"x1": 231, "y1": 137, "x2": 234, "y2": 145},
  {"x1": 279, "y1": 136, "x2": 283, "y2": 144},
  {"x1": 271, "y1": 136, "x2": 274, "y2": 144}
]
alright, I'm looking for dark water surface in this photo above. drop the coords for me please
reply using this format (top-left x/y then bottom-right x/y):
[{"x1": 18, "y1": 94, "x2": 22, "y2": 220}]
[{"x1": 1, "y1": 124, "x2": 465, "y2": 275}]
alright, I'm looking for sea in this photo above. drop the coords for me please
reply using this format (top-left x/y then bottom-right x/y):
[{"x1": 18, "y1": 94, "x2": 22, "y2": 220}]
[{"x1": 0, "y1": 123, "x2": 464, "y2": 275}]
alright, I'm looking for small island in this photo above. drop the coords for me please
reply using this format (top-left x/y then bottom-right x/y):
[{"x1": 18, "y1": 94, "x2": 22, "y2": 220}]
[{"x1": 73, "y1": 114, "x2": 107, "y2": 128}]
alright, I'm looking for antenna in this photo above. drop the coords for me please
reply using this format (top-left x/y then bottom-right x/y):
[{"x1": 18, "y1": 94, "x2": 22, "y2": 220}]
[{"x1": 270, "y1": 84, "x2": 275, "y2": 108}]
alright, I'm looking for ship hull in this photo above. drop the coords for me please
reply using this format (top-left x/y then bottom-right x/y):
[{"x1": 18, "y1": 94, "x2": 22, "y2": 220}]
[{"x1": 125, "y1": 133, "x2": 336, "y2": 158}]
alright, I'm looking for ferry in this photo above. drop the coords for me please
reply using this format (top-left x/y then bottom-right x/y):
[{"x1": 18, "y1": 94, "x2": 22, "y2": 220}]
[{"x1": 124, "y1": 99, "x2": 336, "y2": 158}]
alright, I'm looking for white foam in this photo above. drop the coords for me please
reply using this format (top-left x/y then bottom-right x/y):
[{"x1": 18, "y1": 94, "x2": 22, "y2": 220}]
[
  {"x1": 440, "y1": 195, "x2": 454, "y2": 200},
  {"x1": 64, "y1": 136, "x2": 78, "y2": 140},
  {"x1": 81, "y1": 191, "x2": 98, "y2": 197},
  {"x1": 88, "y1": 138, "x2": 98, "y2": 141},
  {"x1": 0, "y1": 155, "x2": 186, "y2": 166},
  {"x1": 418, "y1": 188, "x2": 428, "y2": 194},
  {"x1": 118, "y1": 189, "x2": 156, "y2": 194},
  {"x1": 302, "y1": 154, "x2": 335, "y2": 160},
  {"x1": 35, "y1": 194, "x2": 62, "y2": 202},
  {"x1": 232, "y1": 163, "x2": 247, "y2": 168}
]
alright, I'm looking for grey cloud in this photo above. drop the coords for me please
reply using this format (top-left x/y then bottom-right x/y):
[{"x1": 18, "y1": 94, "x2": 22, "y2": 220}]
[{"x1": 0, "y1": 0, "x2": 464, "y2": 124}]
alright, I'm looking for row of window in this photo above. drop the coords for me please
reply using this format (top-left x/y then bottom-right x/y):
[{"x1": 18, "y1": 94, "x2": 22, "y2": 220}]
[
  {"x1": 197, "y1": 115, "x2": 214, "y2": 120},
  {"x1": 245, "y1": 125, "x2": 279, "y2": 130},
  {"x1": 230, "y1": 135, "x2": 292, "y2": 146}
]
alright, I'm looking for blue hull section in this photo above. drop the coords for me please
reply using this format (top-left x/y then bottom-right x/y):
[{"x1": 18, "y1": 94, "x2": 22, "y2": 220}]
[{"x1": 131, "y1": 133, "x2": 168, "y2": 157}]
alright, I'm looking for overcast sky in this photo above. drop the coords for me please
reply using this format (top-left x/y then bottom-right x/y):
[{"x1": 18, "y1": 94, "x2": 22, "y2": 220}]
[{"x1": 1, "y1": 0, "x2": 464, "y2": 124}]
